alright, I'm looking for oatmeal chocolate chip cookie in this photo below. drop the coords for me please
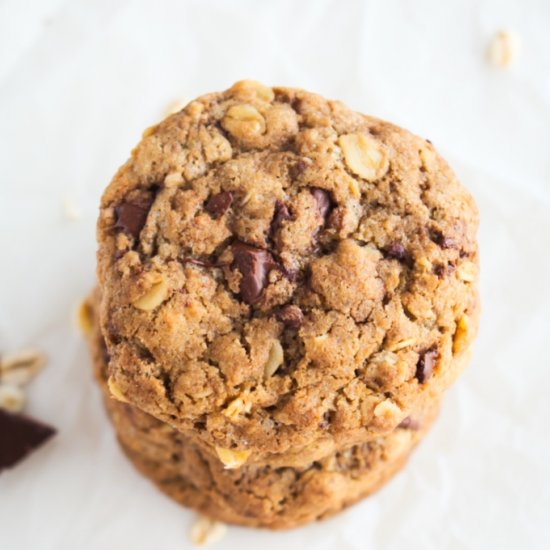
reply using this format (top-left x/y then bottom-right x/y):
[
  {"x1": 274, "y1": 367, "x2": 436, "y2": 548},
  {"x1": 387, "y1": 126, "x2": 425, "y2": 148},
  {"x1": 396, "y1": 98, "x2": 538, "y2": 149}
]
[
  {"x1": 87, "y1": 289, "x2": 451, "y2": 472},
  {"x1": 96, "y1": 80, "x2": 479, "y2": 460},
  {"x1": 87, "y1": 312, "x2": 440, "y2": 529}
]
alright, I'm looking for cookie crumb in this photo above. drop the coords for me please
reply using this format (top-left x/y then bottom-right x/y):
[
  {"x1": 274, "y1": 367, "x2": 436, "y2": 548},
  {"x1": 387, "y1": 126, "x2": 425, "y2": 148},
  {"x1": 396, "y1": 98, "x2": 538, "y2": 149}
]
[
  {"x1": 190, "y1": 515, "x2": 227, "y2": 546},
  {"x1": 77, "y1": 298, "x2": 94, "y2": 335},
  {"x1": 0, "y1": 384, "x2": 26, "y2": 412},
  {"x1": 0, "y1": 350, "x2": 45, "y2": 386},
  {"x1": 0, "y1": 409, "x2": 56, "y2": 471},
  {"x1": 487, "y1": 29, "x2": 521, "y2": 68}
]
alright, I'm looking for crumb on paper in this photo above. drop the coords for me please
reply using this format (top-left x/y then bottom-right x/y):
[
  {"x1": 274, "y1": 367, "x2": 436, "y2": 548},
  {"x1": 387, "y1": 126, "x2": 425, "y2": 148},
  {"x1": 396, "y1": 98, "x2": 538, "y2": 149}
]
[
  {"x1": 0, "y1": 349, "x2": 46, "y2": 414},
  {"x1": 0, "y1": 384, "x2": 26, "y2": 412},
  {"x1": 62, "y1": 197, "x2": 82, "y2": 220},
  {"x1": 164, "y1": 98, "x2": 187, "y2": 117},
  {"x1": 487, "y1": 29, "x2": 521, "y2": 68},
  {"x1": 190, "y1": 515, "x2": 227, "y2": 546},
  {"x1": 77, "y1": 298, "x2": 94, "y2": 335},
  {"x1": 0, "y1": 349, "x2": 45, "y2": 386}
]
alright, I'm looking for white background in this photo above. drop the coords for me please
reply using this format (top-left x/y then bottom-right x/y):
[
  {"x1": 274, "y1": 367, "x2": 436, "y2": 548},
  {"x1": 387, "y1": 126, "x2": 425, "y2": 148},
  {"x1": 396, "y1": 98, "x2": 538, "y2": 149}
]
[{"x1": 1, "y1": 1, "x2": 549, "y2": 549}]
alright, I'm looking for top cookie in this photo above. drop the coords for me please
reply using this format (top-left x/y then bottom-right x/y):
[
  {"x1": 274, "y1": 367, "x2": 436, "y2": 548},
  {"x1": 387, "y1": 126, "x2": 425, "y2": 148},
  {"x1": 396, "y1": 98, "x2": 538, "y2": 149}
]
[{"x1": 97, "y1": 81, "x2": 479, "y2": 466}]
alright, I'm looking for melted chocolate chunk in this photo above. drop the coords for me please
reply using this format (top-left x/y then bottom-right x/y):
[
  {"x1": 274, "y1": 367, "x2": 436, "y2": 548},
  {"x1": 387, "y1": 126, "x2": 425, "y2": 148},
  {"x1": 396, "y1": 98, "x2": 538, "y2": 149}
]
[
  {"x1": 385, "y1": 241, "x2": 407, "y2": 261},
  {"x1": 205, "y1": 191, "x2": 233, "y2": 218},
  {"x1": 415, "y1": 348, "x2": 438, "y2": 383},
  {"x1": 289, "y1": 157, "x2": 310, "y2": 179},
  {"x1": 0, "y1": 410, "x2": 56, "y2": 472},
  {"x1": 311, "y1": 188, "x2": 331, "y2": 219},
  {"x1": 271, "y1": 201, "x2": 291, "y2": 235},
  {"x1": 231, "y1": 242, "x2": 276, "y2": 305},
  {"x1": 276, "y1": 304, "x2": 304, "y2": 329},
  {"x1": 430, "y1": 228, "x2": 456, "y2": 249},
  {"x1": 114, "y1": 192, "x2": 155, "y2": 239},
  {"x1": 398, "y1": 416, "x2": 420, "y2": 430}
]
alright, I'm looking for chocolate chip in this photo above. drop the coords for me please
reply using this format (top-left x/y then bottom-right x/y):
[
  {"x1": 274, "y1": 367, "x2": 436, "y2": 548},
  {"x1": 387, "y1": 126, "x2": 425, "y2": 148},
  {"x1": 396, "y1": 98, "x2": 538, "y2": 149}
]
[
  {"x1": 231, "y1": 242, "x2": 276, "y2": 305},
  {"x1": 398, "y1": 416, "x2": 420, "y2": 430},
  {"x1": 430, "y1": 228, "x2": 456, "y2": 249},
  {"x1": 311, "y1": 188, "x2": 331, "y2": 219},
  {"x1": 385, "y1": 241, "x2": 407, "y2": 261},
  {"x1": 205, "y1": 191, "x2": 233, "y2": 218},
  {"x1": 291, "y1": 97, "x2": 304, "y2": 113},
  {"x1": 434, "y1": 262, "x2": 456, "y2": 278},
  {"x1": 289, "y1": 157, "x2": 310, "y2": 179},
  {"x1": 0, "y1": 409, "x2": 56, "y2": 472},
  {"x1": 415, "y1": 348, "x2": 438, "y2": 383},
  {"x1": 114, "y1": 192, "x2": 155, "y2": 239},
  {"x1": 319, "y1": 410, "x2": 332, "y2": 430},
  {"x1": 275, "y1": 304, "x2": 304, "y2": 329}
]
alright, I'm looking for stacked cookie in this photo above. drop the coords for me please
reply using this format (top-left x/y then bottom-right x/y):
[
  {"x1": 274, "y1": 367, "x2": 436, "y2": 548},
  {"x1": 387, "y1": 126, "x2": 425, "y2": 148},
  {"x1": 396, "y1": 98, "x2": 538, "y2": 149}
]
[{"x1": 87, "y1": 81, "x2": 479, "y2": 529}]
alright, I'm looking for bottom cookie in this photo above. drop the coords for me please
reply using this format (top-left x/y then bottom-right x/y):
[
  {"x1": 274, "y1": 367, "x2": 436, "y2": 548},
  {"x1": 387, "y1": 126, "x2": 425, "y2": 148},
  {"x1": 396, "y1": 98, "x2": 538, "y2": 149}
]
[{"x1": 86, "y1": 298, "x2": 440, "y2": 529}]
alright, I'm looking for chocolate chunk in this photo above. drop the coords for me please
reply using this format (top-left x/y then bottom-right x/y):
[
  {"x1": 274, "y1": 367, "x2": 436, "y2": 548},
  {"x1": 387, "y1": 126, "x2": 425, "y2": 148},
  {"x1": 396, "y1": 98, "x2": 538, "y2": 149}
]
[
  {"x1": 114, "y1": 192, "x2": 155, "y2": 239},
  {"x1": 276, "y1": 304, "x2": 304, "y2": 329},
  {"x1": 0, "y1": 409, "x2": 56, "y2": 472},
  {"x1": 271, "y1": 201, "x2": 291, "y2": 235},
  {"x1": 433, "y1": 263, "x2": 445, "y2": 277},
  {"x1": 398, "y1": 416, "x2": 420, "y2": 430},
  {"x1": 231, "y1": 242, "x2": 276, "y2": 305},
  {"x1": 289, "y1": 157, "x2": 310, "y2": 179},
  {"x1": 311, "y1": 188, "x2": 331, "y2": 219},
  {"x1": 385, "y1": 241, "x2": 407, "y2": 261},
  {"x1": 415, "y1": 348, "x2": 438, "y2": 383},
  {"x1": 205, "y1": 191, "x2": 233, "y2": 218},
  {"x1": 430, "y1": 228, "x2": 456, "y2": 249}
]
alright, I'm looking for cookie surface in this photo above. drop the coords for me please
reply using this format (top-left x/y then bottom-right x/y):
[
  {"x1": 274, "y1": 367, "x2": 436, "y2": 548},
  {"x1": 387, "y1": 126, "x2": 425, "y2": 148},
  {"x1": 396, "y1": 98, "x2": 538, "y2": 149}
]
[
  {"x1": 87, "y1": 309, "x2": 439, "y2": 529},
  {"x1": 97, "y1": 81, "x2": 479, "y2": 461}
]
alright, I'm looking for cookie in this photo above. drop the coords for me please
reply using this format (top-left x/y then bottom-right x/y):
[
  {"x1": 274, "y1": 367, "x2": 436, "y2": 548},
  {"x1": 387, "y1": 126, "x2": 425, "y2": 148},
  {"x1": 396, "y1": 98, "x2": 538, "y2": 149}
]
[
  {"x1": 96, "y1": 81, "x2": 479, "y2": 465},
  {"x1": 87, "y1": 306, "x2": 440, "y2": 529}
]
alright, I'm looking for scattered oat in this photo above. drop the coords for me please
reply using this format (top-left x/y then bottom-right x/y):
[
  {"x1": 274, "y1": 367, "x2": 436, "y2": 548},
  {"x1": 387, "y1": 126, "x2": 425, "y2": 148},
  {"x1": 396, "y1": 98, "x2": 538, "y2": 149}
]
[
  {"x1": 0, "y1": 350, "x2": 45, "y2": 386},
  {"x1": 190, "y1": 515, "x2": 227, "y2": 546},
  {"x1": 77, "y1": 298, "x2": 94, "y2": 335},
  {"x1": 487, "y1": 30, "x2": 521, "y2": 68},
  {"x1": 0, "y1": 384, "x2": 26, "y2": 413}
]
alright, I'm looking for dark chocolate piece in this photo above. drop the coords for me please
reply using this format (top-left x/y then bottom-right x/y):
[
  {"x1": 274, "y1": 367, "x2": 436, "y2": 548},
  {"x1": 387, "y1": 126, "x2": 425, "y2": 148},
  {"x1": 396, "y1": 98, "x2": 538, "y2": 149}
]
[
  {"x1": 231, "y1": 242, "x2": 276, "y2": 305},
  {"x1": 205, "y1": 192, "x2": 233, "y2": 218},
  {"x1": 276, "y1": 304, "x2": 304, "y2": 329},
  {"x1": 415, "y1": 348, "x2": 438, "y2": 383},
  {"x1": 114, "y1": 192, "x2": 155, "y2": 239},
  {"x1": 0, "y1": 410, "x2": 56, "y2": 472}
]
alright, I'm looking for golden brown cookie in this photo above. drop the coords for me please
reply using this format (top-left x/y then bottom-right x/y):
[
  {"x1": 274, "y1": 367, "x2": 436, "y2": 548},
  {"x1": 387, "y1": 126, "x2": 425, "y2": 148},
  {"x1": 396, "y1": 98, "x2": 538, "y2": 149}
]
[
  {"x1": 96, "y1": 81, "x2": 479, "y2": 466},
  {"x1": 86, "y1": 301, "x2": 440, "y2": 529}
]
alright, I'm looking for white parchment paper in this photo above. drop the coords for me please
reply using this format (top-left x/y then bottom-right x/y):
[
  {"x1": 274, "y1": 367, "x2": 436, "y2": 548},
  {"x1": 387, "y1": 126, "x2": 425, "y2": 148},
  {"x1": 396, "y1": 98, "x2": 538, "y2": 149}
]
[{"x1": 1, "y1": 1, "x2": 549, "y2": 549}]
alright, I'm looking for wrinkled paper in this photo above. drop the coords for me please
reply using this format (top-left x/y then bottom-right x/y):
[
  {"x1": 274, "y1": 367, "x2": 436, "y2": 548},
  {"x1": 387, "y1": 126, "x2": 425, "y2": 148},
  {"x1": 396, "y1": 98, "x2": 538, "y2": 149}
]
[{"x1": 1, "y1": 1, "x2": 549, "y2": 549}]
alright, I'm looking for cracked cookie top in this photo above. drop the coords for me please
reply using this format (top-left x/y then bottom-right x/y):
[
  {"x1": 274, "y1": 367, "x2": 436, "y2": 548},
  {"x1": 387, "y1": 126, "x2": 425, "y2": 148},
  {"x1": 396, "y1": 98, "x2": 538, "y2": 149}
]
[{"x1": 97, "y1": 81, "x2": 479, "y2": 462}]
